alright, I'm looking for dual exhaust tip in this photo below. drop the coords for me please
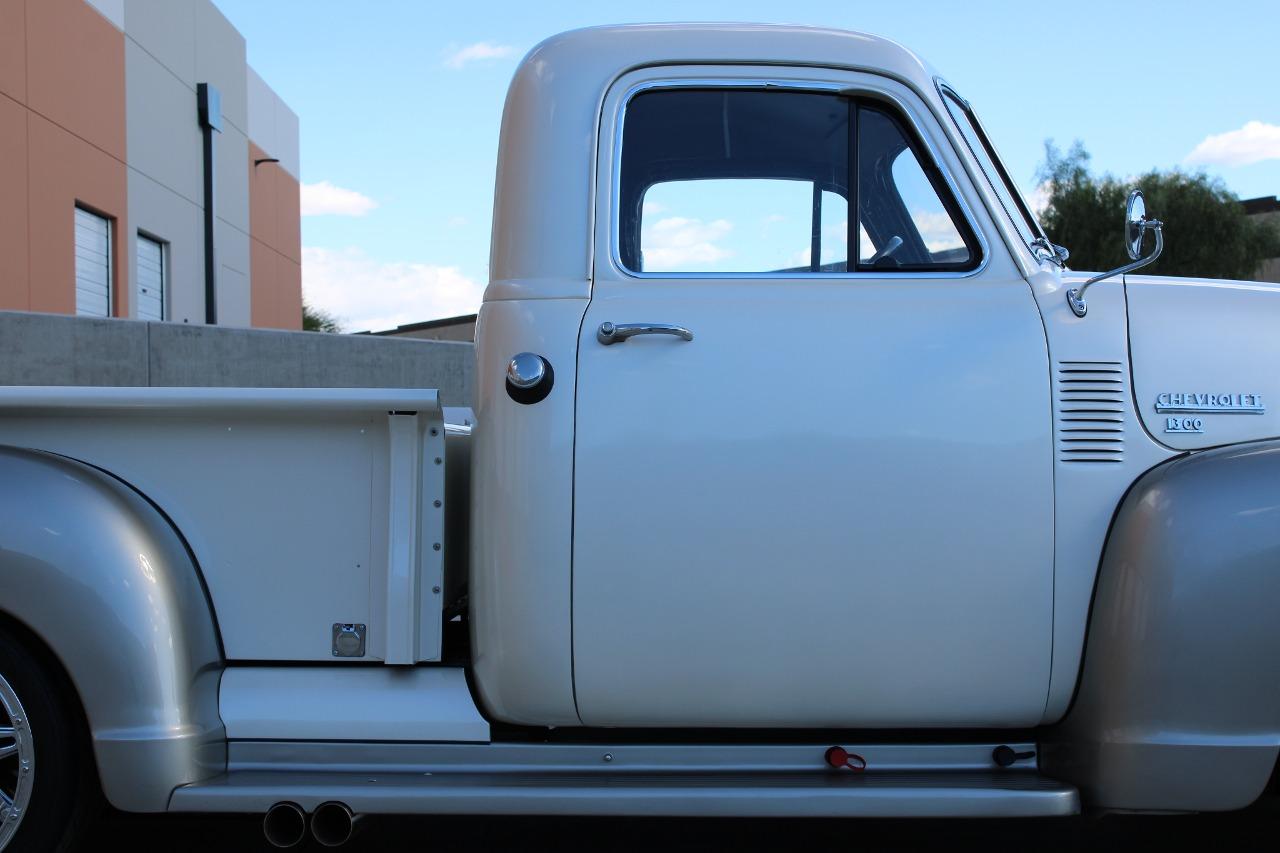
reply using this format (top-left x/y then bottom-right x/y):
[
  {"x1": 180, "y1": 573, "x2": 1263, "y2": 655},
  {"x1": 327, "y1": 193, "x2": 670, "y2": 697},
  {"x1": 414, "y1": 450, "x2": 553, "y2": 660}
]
[{"x1": 263, "y1": 801, "x2": 359, "y2": 848}]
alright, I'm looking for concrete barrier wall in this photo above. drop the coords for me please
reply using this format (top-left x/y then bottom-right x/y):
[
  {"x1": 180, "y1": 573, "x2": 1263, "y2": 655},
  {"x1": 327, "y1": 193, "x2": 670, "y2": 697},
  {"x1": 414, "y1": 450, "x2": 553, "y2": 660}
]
[{"x1": 0, "y1": 311, "x2": 474, "y2": 406}]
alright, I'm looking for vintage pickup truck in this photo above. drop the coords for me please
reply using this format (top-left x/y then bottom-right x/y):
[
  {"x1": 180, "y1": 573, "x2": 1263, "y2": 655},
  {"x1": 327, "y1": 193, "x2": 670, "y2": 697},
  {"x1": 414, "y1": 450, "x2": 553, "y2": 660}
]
[{"x1": 2, "y1": 22, "x2": 1279, "y2": 851}]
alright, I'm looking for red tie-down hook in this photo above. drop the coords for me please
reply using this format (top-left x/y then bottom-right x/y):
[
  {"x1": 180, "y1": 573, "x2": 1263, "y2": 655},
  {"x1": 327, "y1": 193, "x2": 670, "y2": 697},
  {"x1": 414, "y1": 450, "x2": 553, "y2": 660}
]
[{"x1": 824, "y1": 746, "x2": 867, "y2": 772}]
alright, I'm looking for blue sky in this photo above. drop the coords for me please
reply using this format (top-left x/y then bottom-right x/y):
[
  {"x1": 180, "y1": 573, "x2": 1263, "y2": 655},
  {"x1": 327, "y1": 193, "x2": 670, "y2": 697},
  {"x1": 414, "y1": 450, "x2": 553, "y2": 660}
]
[{"x1": 214, "y1": 0, "x2": 1280, "y2": 330}]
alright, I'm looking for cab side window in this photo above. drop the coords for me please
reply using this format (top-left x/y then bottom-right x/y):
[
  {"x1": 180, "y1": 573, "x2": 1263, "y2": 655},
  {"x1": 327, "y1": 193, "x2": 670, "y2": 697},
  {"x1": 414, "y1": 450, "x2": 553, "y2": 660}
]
[
  {"x1": 618, "y1": 88, "x2": 979, "y2": 275},
  {"x1": 620, "y1": 89, "x2": 849, "y2": 274}
]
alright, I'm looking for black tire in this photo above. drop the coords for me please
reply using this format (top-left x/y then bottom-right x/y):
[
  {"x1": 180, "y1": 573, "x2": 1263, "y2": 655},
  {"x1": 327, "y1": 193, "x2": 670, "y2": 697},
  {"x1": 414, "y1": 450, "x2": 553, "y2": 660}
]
[{"x1": 0, "y1": 626, "x2": 99, "y2": 853}]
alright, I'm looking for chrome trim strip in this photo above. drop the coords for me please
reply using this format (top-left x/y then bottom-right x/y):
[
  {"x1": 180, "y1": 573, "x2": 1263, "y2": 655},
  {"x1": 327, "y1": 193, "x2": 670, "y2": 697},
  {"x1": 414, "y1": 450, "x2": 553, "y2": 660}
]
[
  {"x1": 607, "y1": 75, "x2": 991, "y2": 282},
  {"x1": 935, "y1": 78, "x2": 1047, "y2": 254}
]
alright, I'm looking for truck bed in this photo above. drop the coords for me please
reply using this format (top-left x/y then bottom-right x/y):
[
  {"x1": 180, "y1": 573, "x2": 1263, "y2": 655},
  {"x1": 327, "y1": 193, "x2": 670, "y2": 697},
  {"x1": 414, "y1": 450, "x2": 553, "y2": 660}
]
[{"x1": 0, "y1": 386, "x2": 448, "y2": 664}]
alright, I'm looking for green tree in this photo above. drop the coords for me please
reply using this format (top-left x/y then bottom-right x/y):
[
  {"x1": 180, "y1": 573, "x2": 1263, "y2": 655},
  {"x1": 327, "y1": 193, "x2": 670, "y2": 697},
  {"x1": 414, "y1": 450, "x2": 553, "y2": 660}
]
[
  {"x1": 302, "y1": 300, "x2": 341, "y2": 333},
  {"x1": 1037, "y1": 141, "x2": 1280, "y2": 280}
]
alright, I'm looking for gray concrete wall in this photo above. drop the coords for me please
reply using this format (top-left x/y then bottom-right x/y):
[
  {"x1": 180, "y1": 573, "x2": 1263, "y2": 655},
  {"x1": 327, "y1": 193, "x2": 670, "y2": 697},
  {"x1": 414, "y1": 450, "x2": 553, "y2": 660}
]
[{"x1": 0, "y1": 311, "x2": 474, "y2": 406}]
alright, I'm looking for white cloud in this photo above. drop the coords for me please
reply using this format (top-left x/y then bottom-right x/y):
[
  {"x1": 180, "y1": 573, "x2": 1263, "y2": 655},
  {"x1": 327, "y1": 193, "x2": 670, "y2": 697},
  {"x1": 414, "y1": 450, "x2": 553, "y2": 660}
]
[
  {"x1": 793, "y1": 220, "x2": 849, "y2": 267},
  {"x1": 1185, "y1": 121, "x2": 1280, "y2": 168},
  {"x1": 640, "y1": 216, "x2": 733, "y2": 270},
  {"x1": 300, "y1": 181, "x2": 378, "y2": 217},
  {"x1": 912, "y1": 211, "x2": 965, "y2": 252},
  {"x1": 302, "y1": 246, "x2": 483, "y2": 332},
  {"x1": 443, "y1": 41, "x2": 514, "y2": 69},
  {"x1": 1028, "y1": 182, "x2": 1052, "y2": 216}
]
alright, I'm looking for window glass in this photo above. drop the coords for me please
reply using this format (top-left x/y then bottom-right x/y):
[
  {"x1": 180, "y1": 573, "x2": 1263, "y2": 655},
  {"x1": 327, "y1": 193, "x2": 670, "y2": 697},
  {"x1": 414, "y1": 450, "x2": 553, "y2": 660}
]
[
  {"x1": 620, "y1": 88, "x2": 979, "y2": 275},
  {"x1": 620, "y1": 89, "x2": 849, "y2": 273},
  {"x1": 856, "y1": 105, "x2": 975, "y2": 270},
  {"x1": 817, "y1": 190, "x2": 848, "y2": 271},
  {"x1": 639, "y1": 179, "x2": 848, "y2": 273},
  {"x1": 941, "y1": 89, "x2": 1044, "y2": 247},
  {"x1": 892, "y1": 151, "x2": 966, "y2": 258}
]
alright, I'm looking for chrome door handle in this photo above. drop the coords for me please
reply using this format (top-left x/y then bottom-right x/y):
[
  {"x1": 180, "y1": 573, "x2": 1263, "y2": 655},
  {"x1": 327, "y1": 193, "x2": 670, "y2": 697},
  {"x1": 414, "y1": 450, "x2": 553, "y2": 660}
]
[{"x1": 597, "y1": 322, "x2": 694, "y2": 346}]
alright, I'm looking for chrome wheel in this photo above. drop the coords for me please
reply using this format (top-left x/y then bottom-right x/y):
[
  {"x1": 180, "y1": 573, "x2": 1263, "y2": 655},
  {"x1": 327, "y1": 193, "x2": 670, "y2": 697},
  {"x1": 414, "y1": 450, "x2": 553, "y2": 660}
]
[{"x1": 0, "y1": 672, "x2": 33, "y2": 850}]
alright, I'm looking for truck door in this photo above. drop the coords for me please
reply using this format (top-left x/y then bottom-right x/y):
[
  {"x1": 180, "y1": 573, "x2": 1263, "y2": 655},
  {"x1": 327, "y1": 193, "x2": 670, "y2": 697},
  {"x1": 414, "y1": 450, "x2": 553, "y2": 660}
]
[{"x1": 573, "y1": 75, "x2": 1053, "y2": 728}]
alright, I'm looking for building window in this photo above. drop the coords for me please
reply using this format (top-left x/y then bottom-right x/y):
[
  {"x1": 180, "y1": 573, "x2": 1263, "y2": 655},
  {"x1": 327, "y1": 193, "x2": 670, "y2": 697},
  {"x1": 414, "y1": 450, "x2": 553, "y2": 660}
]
[
  {"x1": 136, "y1": 233, "x2": 166, "y2": 321},
  {"x1": 74, "y1": 206, "x2": 112, "y2": 317}
]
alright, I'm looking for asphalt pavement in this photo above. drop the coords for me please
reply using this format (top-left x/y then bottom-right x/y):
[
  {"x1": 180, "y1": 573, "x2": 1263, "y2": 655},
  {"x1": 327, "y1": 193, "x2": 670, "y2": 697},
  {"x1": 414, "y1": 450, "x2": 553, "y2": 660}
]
[{"x1": 108, "y1": 800, "x2": 1277, "y2": 852}]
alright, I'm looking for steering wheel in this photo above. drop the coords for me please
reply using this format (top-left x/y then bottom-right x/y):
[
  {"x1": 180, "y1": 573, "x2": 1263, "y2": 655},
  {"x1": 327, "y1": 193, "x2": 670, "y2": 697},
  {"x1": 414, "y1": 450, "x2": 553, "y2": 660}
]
[{"x1": 867, "y1": 235, "x2": 904, "y2": 265}]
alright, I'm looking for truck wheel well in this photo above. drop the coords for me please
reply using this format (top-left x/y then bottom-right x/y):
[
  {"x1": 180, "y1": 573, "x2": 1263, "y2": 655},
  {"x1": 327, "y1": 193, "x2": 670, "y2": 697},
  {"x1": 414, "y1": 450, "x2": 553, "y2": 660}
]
[{"x1": 0, "y1": 611, "x2": 100, "y2": 779}]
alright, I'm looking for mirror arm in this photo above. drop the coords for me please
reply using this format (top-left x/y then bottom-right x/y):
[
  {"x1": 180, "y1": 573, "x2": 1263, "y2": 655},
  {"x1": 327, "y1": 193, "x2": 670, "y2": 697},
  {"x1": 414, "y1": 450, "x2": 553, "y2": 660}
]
[{"x1": 1065, "y1": 220, "x2": 1163, "y2": 318}]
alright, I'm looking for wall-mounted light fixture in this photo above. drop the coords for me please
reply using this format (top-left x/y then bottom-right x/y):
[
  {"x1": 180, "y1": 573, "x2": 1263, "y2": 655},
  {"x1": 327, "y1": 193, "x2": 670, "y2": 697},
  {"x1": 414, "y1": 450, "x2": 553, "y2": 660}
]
[{"x1": 254, "y1": 157, "x2": 280, "y2": 167}]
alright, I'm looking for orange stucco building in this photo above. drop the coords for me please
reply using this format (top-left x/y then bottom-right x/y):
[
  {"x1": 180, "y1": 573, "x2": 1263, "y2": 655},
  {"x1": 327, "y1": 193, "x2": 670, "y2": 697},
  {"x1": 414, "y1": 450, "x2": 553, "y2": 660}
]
[{"x1": 0, "y1": 0, "x2": 301, "y2": 329}]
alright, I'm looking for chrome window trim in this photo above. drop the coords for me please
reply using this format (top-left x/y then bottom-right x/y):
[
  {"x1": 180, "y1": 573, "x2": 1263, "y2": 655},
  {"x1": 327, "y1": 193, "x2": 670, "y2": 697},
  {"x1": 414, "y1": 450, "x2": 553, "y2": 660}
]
[
  {"x1": 935, "y1": 78, "x2": 1047, "y2": 251},
  {"x1": 608, "y1": 76, "x2": 991, "y2": 281}
]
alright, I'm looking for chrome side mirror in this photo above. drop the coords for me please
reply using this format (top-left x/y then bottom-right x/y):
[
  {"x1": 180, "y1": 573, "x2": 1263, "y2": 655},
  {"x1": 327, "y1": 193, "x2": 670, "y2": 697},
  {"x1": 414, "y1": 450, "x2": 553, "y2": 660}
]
[
  {"x1": 1125, "y1": 190, "x2": 1148, "y2": 260},
  {"x1": 1065, "y1": 189, "x2": 1164, "y2": 318}
]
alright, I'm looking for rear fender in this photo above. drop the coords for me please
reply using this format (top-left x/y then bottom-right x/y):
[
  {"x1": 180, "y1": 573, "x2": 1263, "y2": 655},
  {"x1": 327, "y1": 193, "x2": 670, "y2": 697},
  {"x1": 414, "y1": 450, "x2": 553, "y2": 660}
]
[{"x1": 0, "y1": 447, "x2": 224, "y2": 812}]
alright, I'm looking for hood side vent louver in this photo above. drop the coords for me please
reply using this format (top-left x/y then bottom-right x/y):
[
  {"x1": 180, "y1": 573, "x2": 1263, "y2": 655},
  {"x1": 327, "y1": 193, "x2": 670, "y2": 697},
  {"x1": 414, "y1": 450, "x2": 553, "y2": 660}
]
[{"x1": 1057, "y1": 360, "x2": 1125, "y2": 464}]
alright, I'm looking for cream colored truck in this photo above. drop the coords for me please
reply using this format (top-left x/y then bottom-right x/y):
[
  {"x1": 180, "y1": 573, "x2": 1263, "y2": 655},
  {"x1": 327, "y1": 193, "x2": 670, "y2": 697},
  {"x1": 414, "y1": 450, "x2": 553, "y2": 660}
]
[{"x1": 2, "y1": 23, "x2": 1279, "y2": 851}]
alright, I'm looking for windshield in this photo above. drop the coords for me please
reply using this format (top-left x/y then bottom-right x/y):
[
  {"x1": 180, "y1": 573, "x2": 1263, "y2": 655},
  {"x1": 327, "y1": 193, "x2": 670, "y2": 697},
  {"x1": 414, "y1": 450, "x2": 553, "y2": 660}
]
[{"x1": 938, "y1": 83, "x2": 1047, "y2": 250}]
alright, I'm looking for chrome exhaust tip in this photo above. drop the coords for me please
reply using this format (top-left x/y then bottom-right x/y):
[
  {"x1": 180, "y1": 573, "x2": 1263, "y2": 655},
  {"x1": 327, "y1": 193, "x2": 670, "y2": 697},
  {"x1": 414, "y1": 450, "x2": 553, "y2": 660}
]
[
  {"x1": 310, "y1": 800, "x2": 359, "y2": 847},
  {"x1": 262, "y1": 801, "x2": 307, "y2": 849}
]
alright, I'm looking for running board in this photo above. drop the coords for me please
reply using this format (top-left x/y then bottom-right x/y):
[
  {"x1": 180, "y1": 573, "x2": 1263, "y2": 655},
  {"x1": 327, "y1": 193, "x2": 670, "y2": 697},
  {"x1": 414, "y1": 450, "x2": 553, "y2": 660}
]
[
  {"x1": 171, "y1": 740, "x2": 1080, "y2": 818},
  {"x1": 172, "y1": 770, "x2": 1079, "y2": 818}
]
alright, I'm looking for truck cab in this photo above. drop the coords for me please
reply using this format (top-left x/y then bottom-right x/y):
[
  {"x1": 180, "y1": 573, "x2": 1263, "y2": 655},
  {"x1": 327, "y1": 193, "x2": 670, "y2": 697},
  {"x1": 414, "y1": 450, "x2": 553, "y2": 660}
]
[
  {"x1": 475, "y1": 24, "x2": 1133, "y2": 732},
  {"x1": 468, "y1": 21, "x2": 1277, "y2": 811}
]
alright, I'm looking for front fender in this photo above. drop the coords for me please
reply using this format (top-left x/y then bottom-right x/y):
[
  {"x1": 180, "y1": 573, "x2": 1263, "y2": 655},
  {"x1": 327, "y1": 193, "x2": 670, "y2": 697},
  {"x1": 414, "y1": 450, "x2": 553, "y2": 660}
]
[
  {"x1": 1044, "y1": 440, "x2": 1280, "y2": 812},
  {"x1": 0, "y1": 447, "x2": 224, "y2": 812}
]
